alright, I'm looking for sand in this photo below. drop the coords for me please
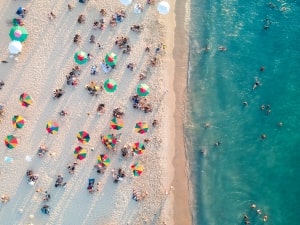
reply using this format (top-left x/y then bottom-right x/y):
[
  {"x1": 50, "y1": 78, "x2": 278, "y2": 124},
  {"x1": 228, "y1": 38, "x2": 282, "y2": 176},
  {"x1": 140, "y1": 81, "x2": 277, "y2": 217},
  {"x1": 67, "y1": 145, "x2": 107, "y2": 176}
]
[{"x1": 0, "y1": 0, "x2": 191, "y2": 224}]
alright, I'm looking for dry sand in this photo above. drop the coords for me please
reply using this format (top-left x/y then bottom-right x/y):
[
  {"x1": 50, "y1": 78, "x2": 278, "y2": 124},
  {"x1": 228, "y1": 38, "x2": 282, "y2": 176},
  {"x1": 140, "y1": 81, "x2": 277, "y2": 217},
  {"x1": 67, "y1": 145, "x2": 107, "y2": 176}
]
[{"x1": 0, "y1": 0, "x2": 191, "y2": 224}]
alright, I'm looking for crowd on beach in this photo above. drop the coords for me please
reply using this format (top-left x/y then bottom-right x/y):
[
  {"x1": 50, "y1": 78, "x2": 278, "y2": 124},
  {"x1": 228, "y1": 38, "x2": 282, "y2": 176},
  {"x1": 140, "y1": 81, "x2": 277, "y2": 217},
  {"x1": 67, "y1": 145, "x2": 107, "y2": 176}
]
[{"x1": 0, "y1": 1, "x2": 172, "y2": 221}]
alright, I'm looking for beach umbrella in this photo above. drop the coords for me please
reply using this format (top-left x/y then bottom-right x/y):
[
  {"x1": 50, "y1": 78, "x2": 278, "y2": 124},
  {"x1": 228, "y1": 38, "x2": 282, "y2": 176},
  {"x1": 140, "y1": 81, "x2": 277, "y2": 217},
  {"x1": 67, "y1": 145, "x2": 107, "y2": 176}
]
[
  {"x1": 77, "y1": 131, "x2": 90, "y2": 144},
  {"x1": 131, "y1": 162, "x2": 143, "y2": 176},
  {"x1": 74, "y1": 51, "x2": 88, "y2": 65},
  {"x1": 12, "y1": 115, "x2": 25, "y2": 129},
  {"x1": 9, "y1": 26, "x2": 28, "y2": 42},
  {"x1": 103, "y1": 79, "x2": 118, "y2": 93},
  {"x1": 132, "y1": 142, "x2": 145, "y2": 155},
  {"x1": 135, "y1": 122, "x2": 149, "y2": 134},
  {"x1": 101, "y1": 134, "x2": 117, "y2": 149},
  {"x1": 104, "y1": 52, "x2": 118, "y2": 67},
  {"x1": 4, "y1": 135, "x2": 19, "y2": 149},
  {"x1": 157, "y1": 1, "x2": 170, "y2": 15},
  {"x1": 120, "y1": 0, "x2": 132, "y2": 6},
  {"x1": 46, "y1": 121, "x2": 59, "y2": 134},
  {"x1": 19, "y1": 93, "x2": 33, "y2": 107},
  {"x1": 74, "y1": 146, "x2": 87, "y2": 160},
  {"x1": 136, "y1": 84, "x2": 150, "y2": 97},
  {"x1": 97, "y1": 154, "x2": 111, "y2": 167},
  {"x1": 8, "y1": 40, "x2": 22, "y2": 54},
  {"x1": 110, "y1": 117, "x2": 124, "y2": 130}
]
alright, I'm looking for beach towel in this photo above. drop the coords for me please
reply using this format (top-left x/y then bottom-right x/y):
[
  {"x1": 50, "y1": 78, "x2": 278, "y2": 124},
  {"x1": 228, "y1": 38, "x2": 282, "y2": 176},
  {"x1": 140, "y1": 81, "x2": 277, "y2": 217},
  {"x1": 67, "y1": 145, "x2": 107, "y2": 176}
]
[{"x1": 87, "y1": 178, "x2": 95, "y2": 190}]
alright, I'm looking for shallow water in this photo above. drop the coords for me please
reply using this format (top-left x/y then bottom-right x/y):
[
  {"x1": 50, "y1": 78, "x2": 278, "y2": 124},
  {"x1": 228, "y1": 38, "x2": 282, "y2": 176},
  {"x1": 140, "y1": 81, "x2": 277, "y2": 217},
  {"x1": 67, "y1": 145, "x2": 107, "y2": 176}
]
[{"x1": 186, "y1": 0, "x2": 300, "y2": 224}]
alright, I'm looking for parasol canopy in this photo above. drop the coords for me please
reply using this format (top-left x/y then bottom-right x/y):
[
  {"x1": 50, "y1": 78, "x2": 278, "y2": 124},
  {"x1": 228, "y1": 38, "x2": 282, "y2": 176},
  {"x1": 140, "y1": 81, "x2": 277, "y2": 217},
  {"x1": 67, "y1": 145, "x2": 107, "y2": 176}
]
[
  {"x1": 46, "y1": 121, "x2": 59, "y2": 134},
  {"x1": 135, "y1": 122, "x2": 149, "y2": 134},
  {"x1": 8, "y1": 40, "x2": 22, "y2": 54},
  {"x1": 132, "y1": 142, "x2": 145, "y2": 155},
  {"x1": 4, "y1": 135, "x2": 19, "y2": 149},
  {"x1": 19, "y1": 93, "x2": 33, "y2": 107},
  {"x1": 136, "y1": 83, "x2": 150, "y2": 97},
  {"x1": 110, "y1": 117, "x2": 124, "y2": 130},
  {"x1": 9, "y1": 26, "x2": 28, "y2": 42},
  {"x1": 74, "y1": 50, "x2": 88, "y2": 65},
  {"x1": 103, "y1": 79, "x2": 118, "y2": 93},
  {"x1": 77, "y1": 131, "x2": 90, "y2": 144},
  {"x1": 101, "y1": 134, "x2": 118, "y2": 149},
  {"x1": 12, "y1": 115, "x2": 25, "y2": 129},
  {"x1": 104, "y1": 52, "x2": 118, "y2": 67},
  {"x1": 74, "y1": 146, "x2": 87, "y2": 160},
  {"x1": 97, "y1": 154, "x2": 111, "y2": 167},
  {"x1": 157, "y1": 1, "x2": 170, "y2": 15},
  {"x1": 131, "y1": 162, "x2": 143, "y2": 176}
]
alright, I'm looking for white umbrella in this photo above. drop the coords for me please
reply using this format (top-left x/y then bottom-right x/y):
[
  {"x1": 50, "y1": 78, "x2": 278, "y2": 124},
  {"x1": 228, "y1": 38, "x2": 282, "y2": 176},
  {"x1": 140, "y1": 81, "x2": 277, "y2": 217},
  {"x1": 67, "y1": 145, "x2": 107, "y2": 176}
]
[
  {"x1": 8, "y1": 40, "x2": 22, "y2": 54},
  {"x1": 120, "y1": 0, "x2": 132, "y2": 6},
  {"x1": 157, "y1": 1, "x2": 170, "y2": 15}
]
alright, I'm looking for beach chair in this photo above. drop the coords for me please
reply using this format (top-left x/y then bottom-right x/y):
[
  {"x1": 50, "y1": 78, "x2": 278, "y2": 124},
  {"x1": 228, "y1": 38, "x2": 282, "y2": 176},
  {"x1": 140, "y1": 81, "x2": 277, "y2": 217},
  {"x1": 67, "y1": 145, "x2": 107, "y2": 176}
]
[
  {"x1": 87, "y1": 178, "x2": 95, "y2": 192},
  {"x1": 41, "y1": 205, "x2": 50, "y2": 215}
]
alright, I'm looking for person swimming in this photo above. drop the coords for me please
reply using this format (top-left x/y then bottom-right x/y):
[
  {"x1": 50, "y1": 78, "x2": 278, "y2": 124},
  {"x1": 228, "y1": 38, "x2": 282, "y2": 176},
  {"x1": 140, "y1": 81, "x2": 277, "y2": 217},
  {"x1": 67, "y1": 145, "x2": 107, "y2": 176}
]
[{"x1": 252, "y1": 79, "x2": 261, "y2": 90}]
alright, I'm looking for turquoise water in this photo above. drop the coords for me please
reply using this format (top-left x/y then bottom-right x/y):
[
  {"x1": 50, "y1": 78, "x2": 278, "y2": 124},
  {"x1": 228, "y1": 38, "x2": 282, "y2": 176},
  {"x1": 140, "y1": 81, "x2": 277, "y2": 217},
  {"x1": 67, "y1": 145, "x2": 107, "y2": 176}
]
[{"x1": 186, "y1": 1, "x2": 300, "y2": 224}]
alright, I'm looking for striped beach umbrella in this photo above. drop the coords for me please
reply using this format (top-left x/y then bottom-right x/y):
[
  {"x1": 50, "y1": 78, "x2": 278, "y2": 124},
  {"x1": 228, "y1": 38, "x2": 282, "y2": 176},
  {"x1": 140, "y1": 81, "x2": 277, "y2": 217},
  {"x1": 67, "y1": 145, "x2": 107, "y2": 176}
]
[
  {"x1": 110, "y1": 117, "x2": 124, "y2": 130},
  {"x1": 136, "y1": 84, "x2": 150, "y2": 97},
  {"x1": 77, "y1": 131, "x2": 90, "y2": 144},
  {"x1": 101, "y1": 134, "x2": 117, "y2": 149},
  {"x1": 74, "y1": 146, "x2": 87, "y2": 160},
  {"x1": 19, "y1": 93, "x2": 33, "y2": 107},
  {"x1": 132, "y1": 142, "x2": 145, "y2": 155},
  {"x1": 9, "y1": 26, "x2": 28, "y2": 42},
  {"x1": 104, "y1": 52, "x2": 118, "y2": 67},
  {"x1": 131, "y1": 162, "x2": 143, "y2": 176},
  {"x1": 97, "y1": 154, "x2": 111, "y2": 167},
  {"x1": 135, "y1": 122, "x2": 149, "y2": 134},
  {"x1": 103, "y1": 79, "x2": 117, "y2": 93},
  {"x1": 46, "y1": 121, "x2": 59, "y2": 134},
  {"x1": 12, "y1": 115, "x2": 25, "y2": 129},
  {"x1": 74, "y1": 50, "x2": 88, "y2": 65},
  {"x1": 4, "y1": 135, "x2": 19, "y2": 149}
]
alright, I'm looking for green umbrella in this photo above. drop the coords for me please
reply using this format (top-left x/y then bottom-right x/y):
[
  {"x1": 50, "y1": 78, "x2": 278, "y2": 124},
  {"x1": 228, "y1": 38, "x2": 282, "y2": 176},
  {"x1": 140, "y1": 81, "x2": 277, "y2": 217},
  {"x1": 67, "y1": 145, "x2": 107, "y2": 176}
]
[
  {"x1": 74, "y1": 51, "x2": 88, "y2": 65},
  {"x1": 104, "y1": 79, "x2": 117, "y2": 93},
  {"x1": 104, "y1": 52, "x2": 118, "y2": 67},
  {"x1": 9, "y1": 26, "x2": 28, "y2": 42},
  {"x1": 136, "y1": 84, "x2": 150, "y2": 97}
]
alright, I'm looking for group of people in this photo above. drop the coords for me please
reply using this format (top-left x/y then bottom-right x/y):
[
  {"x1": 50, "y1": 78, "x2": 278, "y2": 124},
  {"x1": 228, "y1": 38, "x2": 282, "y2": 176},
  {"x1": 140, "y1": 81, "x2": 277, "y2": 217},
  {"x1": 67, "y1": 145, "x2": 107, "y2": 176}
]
[
  {"x1": 112, "y1": 168, "x2": 125, "y2": 183},
  {"x1": 242, "y1": 204, "x2": 268, "y2": 224},
  {"x1": 66, "y1": 66, "x2": 80, "y2": 86},
  {"x1": 110, "y1": 10, "x2": 126, "y2": 27},
  {"x1": 26, "y1": 170, "x2": 39, "y2": 185},
  {"x1": 132, "y1": 189, "x2": 148, "y2": 201},
  {"x1": 131, "y1": 95, "x2": 153, "y2": 113}
]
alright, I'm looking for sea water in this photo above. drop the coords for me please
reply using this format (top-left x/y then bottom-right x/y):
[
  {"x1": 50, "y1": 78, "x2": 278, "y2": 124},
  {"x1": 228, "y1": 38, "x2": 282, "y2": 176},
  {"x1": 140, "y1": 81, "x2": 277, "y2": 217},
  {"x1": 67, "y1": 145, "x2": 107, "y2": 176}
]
[{"x1": 185, "y1": 0, "x2": 300, "y2": 225}]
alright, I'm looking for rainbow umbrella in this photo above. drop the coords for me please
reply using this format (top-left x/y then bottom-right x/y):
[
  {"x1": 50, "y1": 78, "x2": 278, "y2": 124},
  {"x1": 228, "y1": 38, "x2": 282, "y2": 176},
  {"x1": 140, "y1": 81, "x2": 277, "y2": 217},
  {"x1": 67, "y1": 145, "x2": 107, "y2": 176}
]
[
  {"x1": 46, "y1": 121, "x2": 59, "y2": 134},
  {"x1": 74, "y1": 146, "x2": 87, "y2": 160},
  {"x1": 132, "y1": 142, "x2": 145, "y2": 155},
  {"x1": 135, "y1": 122, "x2": 149, "y2": 134},
  {"x1": 110, "y1": 117, "x2": 124, "y2": 130},
  {"x1": 103, "y1": 79, "x2": 117, "y2": 93},
  {"x1": 101, "y1": 134, "x2": 117, "y2": 149},
  {"x1": 19, "y1": 93, "x2": 33, "y2": 107},
  {"x1": 97, "y1": 154, "x2": 111, "y2": 167},
  {"x1": 136, "y1": 84, "x2": 150, "y2": 97},
  {"x1": 9, "y1": 26, "x2": 28, "y2": 42},
  {"x1": 12, "y1": 115, "x2": 25, "y2": 129},
  {"x1": 77, "y1": 131, "x2": 90, "y2": 144},
  {"x1": 104, "y1": 52, "x2": 118, "y2": 67},
  {"x1": 74, "y1": 50, "x2": 88, "y2": 65},
  {"x1": 4, "y1": 135, "x2": 19, "y2": 149},
  {"x1": 131, "y1": 162, "x2": 143, "y2": 176}
]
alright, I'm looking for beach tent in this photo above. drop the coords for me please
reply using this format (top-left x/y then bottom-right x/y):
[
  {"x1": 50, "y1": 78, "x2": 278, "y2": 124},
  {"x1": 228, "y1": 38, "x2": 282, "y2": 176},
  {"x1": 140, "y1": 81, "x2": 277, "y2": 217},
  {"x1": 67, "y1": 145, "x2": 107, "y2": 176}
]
[
  {"x1": 157, "y1": 1, "x2": 170, "y2": 15},
  {"x1": 120, "y1": 0, "x2": 132, "y2": 6},
  {"x1": 8, "y1": 40, "x2": 22, "y2": 54}
]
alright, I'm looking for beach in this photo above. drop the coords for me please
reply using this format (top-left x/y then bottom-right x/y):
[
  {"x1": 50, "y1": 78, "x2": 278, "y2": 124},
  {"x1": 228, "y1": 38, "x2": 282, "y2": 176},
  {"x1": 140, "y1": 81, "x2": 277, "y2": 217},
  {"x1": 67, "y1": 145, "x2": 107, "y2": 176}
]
[{"x1": 0, "y1": 0, "x2": 192, "y2": 224}]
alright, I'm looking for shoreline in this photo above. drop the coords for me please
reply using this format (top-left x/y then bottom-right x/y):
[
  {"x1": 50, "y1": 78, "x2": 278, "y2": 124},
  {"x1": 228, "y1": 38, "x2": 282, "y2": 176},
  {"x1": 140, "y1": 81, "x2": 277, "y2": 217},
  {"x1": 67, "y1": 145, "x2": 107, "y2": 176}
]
[{"x1": 170, "y1": 0, "x2": 193, "y2": 224}]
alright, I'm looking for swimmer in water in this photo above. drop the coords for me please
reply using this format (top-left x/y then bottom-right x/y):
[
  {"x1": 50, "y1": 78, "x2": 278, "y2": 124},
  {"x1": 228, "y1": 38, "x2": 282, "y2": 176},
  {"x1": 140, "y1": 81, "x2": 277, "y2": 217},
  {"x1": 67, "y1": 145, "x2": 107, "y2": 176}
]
[
  {"x1": 218, "y1": 46, "x2": 227, "y2": 52},
  {"x1": 277, "y1": 122, "x2": 283, "y2": 127},
  {"x1": 243, "y1": 101, "x2": 248, "y2": 106},
  {"x1": 260, "y1": 104, "x2": 265, "y2": 110},
  {"x1": 252, "y1": 79, "x2": 261, "y2": 90},
  {"x1": 263, "y1": 215, "x2": 268, "y2": 222}
]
